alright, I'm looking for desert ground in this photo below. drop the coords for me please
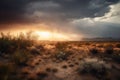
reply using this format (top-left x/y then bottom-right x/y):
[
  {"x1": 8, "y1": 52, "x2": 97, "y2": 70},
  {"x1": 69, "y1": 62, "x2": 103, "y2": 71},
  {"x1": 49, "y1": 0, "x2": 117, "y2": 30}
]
[{"x1": 0, "y1": 34, "x2": 120, "y2": 80}]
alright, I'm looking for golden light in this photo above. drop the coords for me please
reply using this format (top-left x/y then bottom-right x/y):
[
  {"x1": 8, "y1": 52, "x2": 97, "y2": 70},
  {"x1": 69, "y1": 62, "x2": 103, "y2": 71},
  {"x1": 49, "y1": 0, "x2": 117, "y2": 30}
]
[
  {"x1": 2, "y1": 29, "x2": 83, "y2": 41},
  {"x1": 33, "y1": 31, "x2": 71, "y2": 41},
  {"x1": 34, "y1": 31, "x2": 52, "y2": 40},
  {"x1": 1, "y1": 24, "x2": 83, "y2": 41}
]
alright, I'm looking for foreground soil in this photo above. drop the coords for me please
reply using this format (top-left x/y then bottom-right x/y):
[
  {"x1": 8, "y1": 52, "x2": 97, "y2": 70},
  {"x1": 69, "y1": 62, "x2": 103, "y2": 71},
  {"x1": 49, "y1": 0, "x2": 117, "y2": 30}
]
[{"x1": 0, "y1": 41, "x2": 120, "y2": 80}]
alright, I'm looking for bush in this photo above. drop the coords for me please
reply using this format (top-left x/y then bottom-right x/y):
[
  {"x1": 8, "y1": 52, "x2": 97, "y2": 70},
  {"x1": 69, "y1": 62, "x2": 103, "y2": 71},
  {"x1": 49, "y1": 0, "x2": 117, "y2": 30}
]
[
  {"x1": 111, "y1": 54, "x2": 120, "y2": 63},
  {"x1": 54, "y1": 50, "x2": 72, "y2": 61},
  {"x1": 11, "y1": 50, "x2": 31, "y2": 66},
  {"x1": 105, "y1": 47, "x2": 114, "y2": 54},
  {"x1": 77, "y1": 58, "x2": 111, "y2": 79},
  {"x1": 116, "y1": 43, "x2": 120, "y2": 48},
  {"x1": 89, "y1": 48, "x2": 99, "y2": 55},
  {"x1": 0, "y1": 63, "x2": 16, "y2": 80},
  {"x1": 0, "y1": 32, "x2": 33, "y2": 55},
  {"x1": 36, "y1": 45, "x2": 45, "y2": 51},
  {"x1": 30, "y1": 48, "x2": 40, "y2": 55},
  {"x1": 37, "y1": 72, "x2": 48, "y2": 80},
  {"x1": 55, "y1": 42, "x2": 67, "y2": 50}
]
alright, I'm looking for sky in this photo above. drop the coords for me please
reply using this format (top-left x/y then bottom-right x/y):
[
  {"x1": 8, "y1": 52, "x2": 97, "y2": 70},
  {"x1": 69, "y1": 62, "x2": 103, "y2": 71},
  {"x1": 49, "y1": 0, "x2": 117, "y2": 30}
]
[{"x1": 0, "y1": 0, "x2": 120, "y2": 40}]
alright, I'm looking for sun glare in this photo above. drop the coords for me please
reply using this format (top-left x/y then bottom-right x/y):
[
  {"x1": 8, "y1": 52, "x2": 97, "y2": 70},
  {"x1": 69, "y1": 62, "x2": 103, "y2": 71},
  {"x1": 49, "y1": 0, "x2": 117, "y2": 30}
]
[
  {"x1": 3, "y1": 30, "x2": 82, "y2": 41},
  {"x1": 33, "y1": 31, "x2": 71, "y2": 41},
  {"x1": 35, "y1": 31, "x2": 51, "y2": 40}
]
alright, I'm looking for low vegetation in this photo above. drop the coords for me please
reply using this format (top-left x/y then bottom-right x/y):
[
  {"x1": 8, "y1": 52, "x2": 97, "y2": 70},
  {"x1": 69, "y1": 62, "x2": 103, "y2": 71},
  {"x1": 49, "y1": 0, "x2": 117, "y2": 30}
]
[
  {"x1": 0, "y1": 33, "x2": 120, "y2": 80},
  {"x1": 77, "y1": 58, "x2": 111, "y2": 79},
  {"x1": 0, "y1": 32, "x2": 33, "y2": 55}
]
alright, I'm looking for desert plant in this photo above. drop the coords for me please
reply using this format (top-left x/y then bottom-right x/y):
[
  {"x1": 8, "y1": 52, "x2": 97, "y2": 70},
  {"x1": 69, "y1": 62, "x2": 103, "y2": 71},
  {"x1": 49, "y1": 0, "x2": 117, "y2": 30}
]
[
  {"x1": 105, "y1": 47, "x2": 114, "y2": 54},
  {"x1": 52, "y1": 68, "x2": 58, "y2": 73},
  {"x1": 15, "y1": 32, "x2": 33, "y2": 49},
  {"x1": 30, "y1": 48, "x2": 40, "y2": 55},
  {"x1": 62, "y1": 65, "x2": 67, "y2": 69},
  {"x1": 55, "y1": 42, "x2": 67, "y2": 50},
  {"x1": 37, "y1": 72, "x2": 48, "y2": 80},
  {"x1": 0, "y1": 63, "x2": 16, "y2": 80},
  {"x1": 36, "y1": 45, "x2": 45, "y2": 51},
  {"x1": 54, "y1": 50, "x2": 72, "y2": 61},
  {"x1": 0, "y1": 32, "x2": 33, "y2": 55},
  {"x1": 111, "y1": 54, "x2": 120, "y2": 63},
  {"x1": 77, "y1": 58, "x2": 111, "y2": 79},
  {"x1": 11, "y1": 50, "x2": 31, "y2": 66},
  {"x1": 0, "y1": 33, "x2": 13, "y2": 54},
  {"x1": 116, "y1": 43, "x2": 120, "y2": 48},
  {"x1": 55, "y1": 51, "x2": 68, "y2": 60},
  {"x1": 89, "y1": 48, "x2": 99, "y2": 55}
]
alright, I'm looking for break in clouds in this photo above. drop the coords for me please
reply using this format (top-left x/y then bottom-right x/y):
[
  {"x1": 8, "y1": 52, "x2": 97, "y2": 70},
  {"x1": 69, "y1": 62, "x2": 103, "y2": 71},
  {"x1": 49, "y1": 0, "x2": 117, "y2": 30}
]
[{"x1": 0, "y1": 0, "x2": 120, "y2": 39}]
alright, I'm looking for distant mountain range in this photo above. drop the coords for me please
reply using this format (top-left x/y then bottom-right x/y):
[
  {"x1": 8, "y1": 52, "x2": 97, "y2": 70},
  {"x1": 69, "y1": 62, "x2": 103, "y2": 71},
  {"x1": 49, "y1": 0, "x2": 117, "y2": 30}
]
[{"x1": 81, "y1": 37, "x2": 120, "y2": 41}]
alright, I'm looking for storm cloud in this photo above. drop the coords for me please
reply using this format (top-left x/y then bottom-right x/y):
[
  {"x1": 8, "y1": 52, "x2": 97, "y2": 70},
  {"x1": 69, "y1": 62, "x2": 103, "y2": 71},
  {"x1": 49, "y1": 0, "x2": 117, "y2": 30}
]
[
  {"x1": 0, "y1": 0, "x2": 120, "y2": 39},
  {"x1": 0, "y1": 0, "x2": 119, "y2": 23}
]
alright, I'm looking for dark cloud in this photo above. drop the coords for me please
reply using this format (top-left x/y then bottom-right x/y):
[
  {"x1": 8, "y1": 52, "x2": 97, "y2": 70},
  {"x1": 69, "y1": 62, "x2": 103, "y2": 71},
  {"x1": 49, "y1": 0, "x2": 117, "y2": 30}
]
[
  {"x1": 0, "y1": 0, "x2": 41, "y2": 23},
  {"x1": 0, "y1": 0, "x2": 120, "y2": 38},
  {"x1": 0, "y1": 0, "x2": 26, "y2": 23},
  {"x1": 72, "y1": 20, "x2": 120, "y2": 38},
  {"x1": 0, "y1": 0, "x2": 119, "y2": 24},
  {"x1": 29, "y1": 0, "x2": 120, "y2": 20}
]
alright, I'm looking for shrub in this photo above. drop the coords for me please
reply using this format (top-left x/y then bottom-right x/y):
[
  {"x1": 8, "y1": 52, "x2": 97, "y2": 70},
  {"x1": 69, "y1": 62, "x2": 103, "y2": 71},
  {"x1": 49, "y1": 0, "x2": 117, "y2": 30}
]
[
  {"x1": 30, "y1": 48, "x2": 40, "y2": 55},
  {"x1": 46, "y1": 68, "x2": 52, "y2": 72},
  {"x1": 11, "y1": 50, "x2": 31, "y2": 66},
  {"x1": 111, "y1": 54, "x2": 120, "y2": 63},
  {"x1": 77, "y1": 58, "x2": 111, "y2": 79},
  {"x1": 89, "y1": 48, "x2": 99, "y2": 55},
  {"x1": 36, "y1": 45, "x2": 45, "y2": 51},
  {"x1": 52, "y1": 68, "x2": 58, "y2": 73},
  {"x1": 0, "y1": 33, "x2": 13, "y2": 54},
  {"x1": 37, "y1": 72, "x2": 48, "y2": 80},
  {"x1": 105, "y1": 47, "x2": 114, "y2": 54},
  {"x1": 55, "y1": 42, "x2": 67, "y2": 50},
  {"x1": 62, "y1": 65, "x2": 67, "y2": 69},
  {"x1": 54, "y1": 50, "x2": 72, "y2": 61},
  {"x1": 116, "y1": 43, "x2": 120, "y2": 48},
  {"x1": 0, "y1": 63, "x2": 16, "y2": 80},
  {"x1": 0, "y1": 32, "x2": 33, "y2": 55}
]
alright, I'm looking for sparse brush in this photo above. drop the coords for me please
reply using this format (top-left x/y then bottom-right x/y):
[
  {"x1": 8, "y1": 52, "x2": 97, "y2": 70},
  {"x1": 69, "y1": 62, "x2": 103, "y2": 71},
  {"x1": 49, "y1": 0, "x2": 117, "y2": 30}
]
[
  {"x1": 54, "y1": 50, "x2": 72, "y2": 61},
  {"x1": 0, "y1": 32, "x2": 33, "y2": 55},
  {"x1": 0, "y1": 33, "x2": 14, "y2": 54},
  {"x1": 89, "y1": 48, "x2": 99, "y2": 55},
  {"x1": 104, "y1": 47, "x2": 114, "y2": 54},
  {"x1": 85, "y1": 42, "x2": 90, "y2": 45},
  {"x1": 46, "y1": 67, "x2": 58, "y2": 73},
  {"x1": 97, "y1": 44, "x2": 104, "y2": 48},
  {"x1": 55, "y1": 51, "x2": 68, "y2": 60},
  {"x1": 55, "y1": 42, "x2": 67, "y2": 50},
  {"x1": 111, "y1": 54, "x2": 120, "y2": 63},
  {"x1": 77, "y1": 58, "x2": 111, "y2": 79},
  {"x1": 116, "y1": 43, "x2": 120, "y2": 48},
  {"x1": 0, "y1": 63, "x2": 16, "y2": 80},
  {"x1": 69, "y1": 64, "x2": 74, "y2": 67},
  {"x1": 62, "y1": 65, "x2": 67, "y2": 69},
  {"x1": 11, "y1": 50, "x2": 31, "y2": 66},
  {"x1": 52, "y1": 68, "x2": 58, "y2": 73},
  {"x1": 46, "y1": 68, "x2": 52, "y2": 72},
  {"x1": 30, "y1": 48, "x2": 40, "y2": 55},
  {"x1": 36, "y1": 45, "x2": 45, "y2": 51},
  {"x1": 37, "y1": 72, "x2": 48, "y2": 80}
]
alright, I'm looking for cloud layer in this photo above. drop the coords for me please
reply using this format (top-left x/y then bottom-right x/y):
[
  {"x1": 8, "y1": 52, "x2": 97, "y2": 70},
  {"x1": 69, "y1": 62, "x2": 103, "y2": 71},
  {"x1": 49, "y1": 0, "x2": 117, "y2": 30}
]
[
  {"x1": 0, "y1": 0, "x2": 120, "y2": 39},
  {"x1": 0, "y1": 0, "x2": 119, "y2": 23}
]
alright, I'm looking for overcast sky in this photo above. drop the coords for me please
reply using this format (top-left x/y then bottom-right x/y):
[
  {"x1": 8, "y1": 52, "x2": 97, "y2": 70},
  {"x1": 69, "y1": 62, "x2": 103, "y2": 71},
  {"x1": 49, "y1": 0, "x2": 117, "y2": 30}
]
[{"x1": 0, "y1": 0, "x2": 120, "y2": 39}]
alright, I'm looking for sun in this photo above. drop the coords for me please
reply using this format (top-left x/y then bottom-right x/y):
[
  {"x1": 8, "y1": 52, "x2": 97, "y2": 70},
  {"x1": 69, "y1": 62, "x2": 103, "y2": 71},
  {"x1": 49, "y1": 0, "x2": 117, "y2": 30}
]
[
  {"x1": 35, "y1": 31, "x2": 52, "y2": 40},
  {"x1": 32, "y1": 31, "x2": 70, "y2": 41}
]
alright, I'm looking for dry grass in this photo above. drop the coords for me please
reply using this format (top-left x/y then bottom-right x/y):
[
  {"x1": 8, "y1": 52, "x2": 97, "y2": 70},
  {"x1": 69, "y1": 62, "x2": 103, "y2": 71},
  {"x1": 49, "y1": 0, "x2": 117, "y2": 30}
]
[{"x1": 0, "y1": 33, "x2": 120, "y2": 80}]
